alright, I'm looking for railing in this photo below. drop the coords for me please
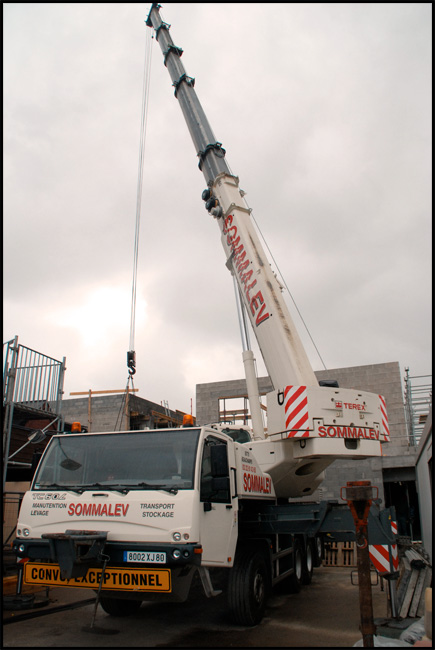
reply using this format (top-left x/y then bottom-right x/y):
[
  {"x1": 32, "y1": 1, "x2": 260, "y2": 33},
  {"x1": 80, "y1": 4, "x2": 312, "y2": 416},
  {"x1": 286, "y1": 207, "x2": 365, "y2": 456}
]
[
  {"x1": 3, "y1": 337, "x2": 65, "y2": 410},
  {"x1": 404, "y1": 368, "x2": 432, "y2": 446},
  {"x1": 3, "y1": 336, "x2": 66, "y2": 489}
]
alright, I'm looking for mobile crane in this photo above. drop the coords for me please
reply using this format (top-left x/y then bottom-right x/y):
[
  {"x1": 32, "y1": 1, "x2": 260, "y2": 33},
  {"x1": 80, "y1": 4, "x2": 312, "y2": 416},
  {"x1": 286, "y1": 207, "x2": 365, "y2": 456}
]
[{"x1": 13, "y1": 4, "x2": 395, "y2": 626}]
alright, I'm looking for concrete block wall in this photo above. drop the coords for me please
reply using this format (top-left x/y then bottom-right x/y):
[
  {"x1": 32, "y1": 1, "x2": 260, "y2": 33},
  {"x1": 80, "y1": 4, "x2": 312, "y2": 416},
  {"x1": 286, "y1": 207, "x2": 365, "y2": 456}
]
[
  {"x1": 57, "y1": 394, "x2": 185, "y2": 433},
  {"x1": 59, "y1": 395, "x2": 129, "y2": 432}
]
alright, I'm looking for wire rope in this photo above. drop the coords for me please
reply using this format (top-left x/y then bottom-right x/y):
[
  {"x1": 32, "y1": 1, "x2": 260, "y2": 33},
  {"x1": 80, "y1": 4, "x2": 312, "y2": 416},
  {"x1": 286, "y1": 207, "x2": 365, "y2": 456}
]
[
  {"x1": 229, "y1": 173, "x2": 327, "y2": 371},
  {"x1": 129, "y1": 25, "x2": 153, "y2": 360},
  {"x1": 115, "y1": 375, "x2": 135, "y2": 431},
  {"x1": 120, "y1": 24, "x2": 153, "y2": 424},
  {"x1": 250, "y1": 208, "x2": 328, "y2": 370}
]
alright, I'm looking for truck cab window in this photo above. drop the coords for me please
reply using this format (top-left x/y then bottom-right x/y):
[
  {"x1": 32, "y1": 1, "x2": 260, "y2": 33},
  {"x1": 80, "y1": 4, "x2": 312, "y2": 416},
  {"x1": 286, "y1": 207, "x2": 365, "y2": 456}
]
[
  {"x1": 33, "y1": 429, "x2": 200, "y2": 491},
  {"x1": 200, "y1": 436, "x2": 230, "y2": 504}
]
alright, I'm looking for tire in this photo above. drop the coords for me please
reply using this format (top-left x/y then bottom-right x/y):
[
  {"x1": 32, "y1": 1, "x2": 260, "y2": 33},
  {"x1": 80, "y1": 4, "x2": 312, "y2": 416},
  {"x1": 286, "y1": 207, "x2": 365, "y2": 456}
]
[
  {"x1": 99, "y1": 596, "x2": 142, "y2": 617},
  {"x1": 312, "y1": 536, "x2": 323, "y2": 567},
  {"x1": 228, "y1": 549, "x2": 270, "y2": 626},
  {"x1": 286, "y1": 539, "x2": 303, "y2": 593},
  {"x1": 301, "y1": 541, "x2": 314, "y2": 585}
]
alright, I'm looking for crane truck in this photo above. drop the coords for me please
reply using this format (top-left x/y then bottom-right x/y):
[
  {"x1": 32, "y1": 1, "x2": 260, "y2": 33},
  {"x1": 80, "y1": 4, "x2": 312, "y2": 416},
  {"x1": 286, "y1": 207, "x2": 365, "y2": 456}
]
[{"x1": 13, "y1": 4, "x2": 396, "y2": 626}]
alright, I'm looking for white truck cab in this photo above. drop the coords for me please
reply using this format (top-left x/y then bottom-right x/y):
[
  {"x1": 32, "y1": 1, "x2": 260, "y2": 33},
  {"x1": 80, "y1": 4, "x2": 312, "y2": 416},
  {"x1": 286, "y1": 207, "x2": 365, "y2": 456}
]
[{"x1": 14, "y1": 425, "x2": 277, "y2": 618}]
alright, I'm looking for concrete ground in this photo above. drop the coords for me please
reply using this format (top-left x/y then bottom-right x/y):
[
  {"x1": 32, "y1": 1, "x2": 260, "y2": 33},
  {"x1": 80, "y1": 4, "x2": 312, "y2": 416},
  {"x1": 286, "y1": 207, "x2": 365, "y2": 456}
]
[{"x1": 3, "y1": 566, "x2": 414, "y2": 647}]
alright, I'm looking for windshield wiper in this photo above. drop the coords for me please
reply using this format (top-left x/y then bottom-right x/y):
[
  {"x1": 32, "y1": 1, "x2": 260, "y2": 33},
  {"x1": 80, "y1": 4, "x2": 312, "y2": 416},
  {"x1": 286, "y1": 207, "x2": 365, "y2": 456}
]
[
  {"x1": 37, "y1": 483, "x2": 85, "y2": 494},
  {"x1": 37, "y1": 482, "x2": 177, "y2": 495},
  {"x1": 136, "y1": 482, "x2": 178, "y2": 494},
  {"x1": 76, "y1": 483, "x2": 130, "y2": 495}
]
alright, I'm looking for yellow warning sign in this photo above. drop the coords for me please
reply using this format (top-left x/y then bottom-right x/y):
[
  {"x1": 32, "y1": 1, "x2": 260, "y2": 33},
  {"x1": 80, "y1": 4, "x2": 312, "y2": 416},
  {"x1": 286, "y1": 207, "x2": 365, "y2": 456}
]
[{"x1": 23, "y1": 562, "x2": 171, "y2": 592}]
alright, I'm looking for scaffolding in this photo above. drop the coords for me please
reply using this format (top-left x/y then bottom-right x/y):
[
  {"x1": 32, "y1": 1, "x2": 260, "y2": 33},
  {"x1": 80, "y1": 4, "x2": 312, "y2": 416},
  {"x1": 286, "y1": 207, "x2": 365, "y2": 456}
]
[
  {"x1": 2, "y1": 336, "x2": 66, "y2": 489},
  {"x1": 218, "y1": 394, "x2": 267, "y2": 430},
  {"x1": 404, "y1": 367, "x2": 432, "y2": 447}
]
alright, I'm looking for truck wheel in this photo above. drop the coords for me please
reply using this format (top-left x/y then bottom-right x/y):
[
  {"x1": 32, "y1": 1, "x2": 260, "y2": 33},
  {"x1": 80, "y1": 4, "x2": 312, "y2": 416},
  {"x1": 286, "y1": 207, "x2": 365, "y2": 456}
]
[
  {"x1": 287, "y1": 539, "x2": 303, "y2": 593},
  {"x1": 99, "y1": 597, "x2": 141, "y2": 617},
  {"x1": 313, "y1": 536, "x2": 323, "y2": 567},
  {"x1": 301, "y1": 541, "x2": 313, "y2": 585},
  {"x1": 228, "y1": 549, "x2": 270, "y2": 626}
]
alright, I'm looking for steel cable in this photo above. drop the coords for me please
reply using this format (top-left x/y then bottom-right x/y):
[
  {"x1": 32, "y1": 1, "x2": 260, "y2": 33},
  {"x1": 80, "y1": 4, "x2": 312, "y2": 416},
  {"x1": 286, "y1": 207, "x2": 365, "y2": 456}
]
[{"x1": 129, "y1": 25, "x2": 153, "y2": 356}]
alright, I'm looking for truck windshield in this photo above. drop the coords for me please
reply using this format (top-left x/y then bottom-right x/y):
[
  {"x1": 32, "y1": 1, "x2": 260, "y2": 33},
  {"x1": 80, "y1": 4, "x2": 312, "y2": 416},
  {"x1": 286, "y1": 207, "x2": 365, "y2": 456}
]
[{"x1": 33, "y1": 429, "x2": 201, "y2": 492}]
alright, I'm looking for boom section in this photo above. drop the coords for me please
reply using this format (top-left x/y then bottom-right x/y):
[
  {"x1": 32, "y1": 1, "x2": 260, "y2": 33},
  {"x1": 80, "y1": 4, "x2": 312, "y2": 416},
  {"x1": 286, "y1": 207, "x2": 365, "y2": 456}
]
[
  {"x1": 146, "y1": 4, "x2": 317, "y2": 389},
  {"x1": 146, "y1": 4, "x2": 229, "y2": 185}
]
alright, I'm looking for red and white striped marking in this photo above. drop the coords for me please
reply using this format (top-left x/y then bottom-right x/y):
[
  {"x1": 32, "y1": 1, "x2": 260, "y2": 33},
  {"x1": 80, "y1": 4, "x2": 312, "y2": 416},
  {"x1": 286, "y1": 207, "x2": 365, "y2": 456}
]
[
  {"x1": 379, "y1": 395, "x2": 390, "y2": 441},
  {"x1": 369, "y1": 545, "x2": 391, "y2": 573},
  {"x1": 369, "y1": 544, "x2": 399, "y2": 574},
  {"x1": 284, "y1": 386, "x2": 310, "y2": 438},
  {"x1": 391, "y1": 520, "x2": 398, "y2": 536}
]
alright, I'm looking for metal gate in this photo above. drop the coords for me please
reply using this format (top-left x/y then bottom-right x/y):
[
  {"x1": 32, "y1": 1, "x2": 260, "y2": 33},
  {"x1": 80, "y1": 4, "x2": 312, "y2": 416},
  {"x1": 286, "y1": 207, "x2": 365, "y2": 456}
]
[{"x1": 3, "y1": 336, "x2": 66, "y2": 489}]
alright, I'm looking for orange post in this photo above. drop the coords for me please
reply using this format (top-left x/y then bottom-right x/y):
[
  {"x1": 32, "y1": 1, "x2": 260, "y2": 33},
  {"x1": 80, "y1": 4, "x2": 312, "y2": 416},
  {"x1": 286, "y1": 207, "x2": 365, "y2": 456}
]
[{"x1": 341, "y1": 481, "x2": 377, "y2": 648}]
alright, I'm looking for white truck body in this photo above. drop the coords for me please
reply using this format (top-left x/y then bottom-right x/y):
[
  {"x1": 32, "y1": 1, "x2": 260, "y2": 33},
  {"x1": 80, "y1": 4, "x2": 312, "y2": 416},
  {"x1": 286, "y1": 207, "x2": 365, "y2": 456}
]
[
  {"x1": 15, "y1": 421, "x2": 395, "y2": 625},
  {"x1": 16, "y1": 426, "x2": 273, "y2": 569}
]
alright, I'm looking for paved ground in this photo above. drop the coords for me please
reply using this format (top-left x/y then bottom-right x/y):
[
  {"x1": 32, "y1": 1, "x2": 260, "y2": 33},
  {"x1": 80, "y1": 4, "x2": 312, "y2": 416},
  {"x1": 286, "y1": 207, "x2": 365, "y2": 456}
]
[{"x1": 3, "y1": 566, "x2": 409, "y2": 647}]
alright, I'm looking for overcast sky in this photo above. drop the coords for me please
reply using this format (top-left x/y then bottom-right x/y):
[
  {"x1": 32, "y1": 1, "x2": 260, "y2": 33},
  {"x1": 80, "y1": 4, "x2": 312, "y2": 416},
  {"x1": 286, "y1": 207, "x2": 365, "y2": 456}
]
[{"x1": 4, "y1": 3, "x2": 432, "y2": 417}]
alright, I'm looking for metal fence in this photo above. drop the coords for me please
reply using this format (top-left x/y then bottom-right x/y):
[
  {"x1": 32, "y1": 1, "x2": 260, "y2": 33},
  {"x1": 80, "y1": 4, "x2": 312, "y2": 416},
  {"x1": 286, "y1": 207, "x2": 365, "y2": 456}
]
[
  {"x1": 3, "y1": 336, "x2": 66, "y2": 489},
  {"x1": 404, "y1": 368, "x2": 432, "y2": 446},
  {"x1": 3, "y1": 337, "x2": 65, "y2": 409}
]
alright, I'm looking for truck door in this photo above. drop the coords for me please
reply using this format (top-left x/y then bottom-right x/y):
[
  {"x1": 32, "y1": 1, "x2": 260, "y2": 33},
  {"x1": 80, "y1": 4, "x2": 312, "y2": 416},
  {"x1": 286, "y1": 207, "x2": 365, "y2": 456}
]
[{"x1": 199, "y1": 435, "x2": 238, "y2": 565}]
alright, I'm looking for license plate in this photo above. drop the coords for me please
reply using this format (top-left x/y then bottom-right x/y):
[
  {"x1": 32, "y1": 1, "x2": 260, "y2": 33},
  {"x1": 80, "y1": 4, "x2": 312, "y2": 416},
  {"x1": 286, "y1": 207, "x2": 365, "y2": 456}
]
[
  {"x1": 23, "y1": 563, "x2": 171, "y2": 592},
  {"x1": 123, "y1": 551, "x2": 167, "y2": 564}
]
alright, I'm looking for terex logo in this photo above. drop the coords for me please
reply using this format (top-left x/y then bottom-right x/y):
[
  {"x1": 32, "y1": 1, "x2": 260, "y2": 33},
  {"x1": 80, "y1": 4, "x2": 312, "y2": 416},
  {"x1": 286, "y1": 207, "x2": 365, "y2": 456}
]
[{"x1": 336, "y1": 401, "x2": 366, "y2": 411}]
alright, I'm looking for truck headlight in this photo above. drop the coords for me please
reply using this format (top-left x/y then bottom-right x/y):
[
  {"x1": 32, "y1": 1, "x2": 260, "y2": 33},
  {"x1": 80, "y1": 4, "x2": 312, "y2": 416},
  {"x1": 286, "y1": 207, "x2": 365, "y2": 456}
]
[
  {"x1": 18, "y1": 544, "x2": 26, "y2": 554},
  {"x1": 172, "y1": 549, "x2": 181, "y2": 559},
  {"x1": 23, "y1": 528, "x2": 30, "y2": 537},
  {"x1": 172, "y1": 532, "x2": 181, "y2": 541}
]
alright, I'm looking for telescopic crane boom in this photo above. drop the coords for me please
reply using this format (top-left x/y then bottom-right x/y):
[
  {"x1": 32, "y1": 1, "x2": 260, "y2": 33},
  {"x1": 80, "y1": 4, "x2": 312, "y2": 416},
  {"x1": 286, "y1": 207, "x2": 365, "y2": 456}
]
[
  {"x1": 147, "y1": 4, "x2": 390, "y2": 496},
  {"x1": 146, "y1": 4, "x2": 317, "y2": 395}
]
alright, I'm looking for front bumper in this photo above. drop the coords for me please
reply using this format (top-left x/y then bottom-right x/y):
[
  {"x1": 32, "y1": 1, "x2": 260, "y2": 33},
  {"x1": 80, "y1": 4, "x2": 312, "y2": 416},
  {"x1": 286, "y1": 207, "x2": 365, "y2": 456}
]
[{"x1": 13, "y1": 536, "x2": 203, "y2": 569}]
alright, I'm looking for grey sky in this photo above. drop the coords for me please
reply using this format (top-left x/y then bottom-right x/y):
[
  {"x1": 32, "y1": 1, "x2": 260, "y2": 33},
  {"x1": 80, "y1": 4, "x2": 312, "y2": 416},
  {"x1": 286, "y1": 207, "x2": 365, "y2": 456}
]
[{"x1": 4, "y1": 3, "x2": 432, "y2": 415}]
